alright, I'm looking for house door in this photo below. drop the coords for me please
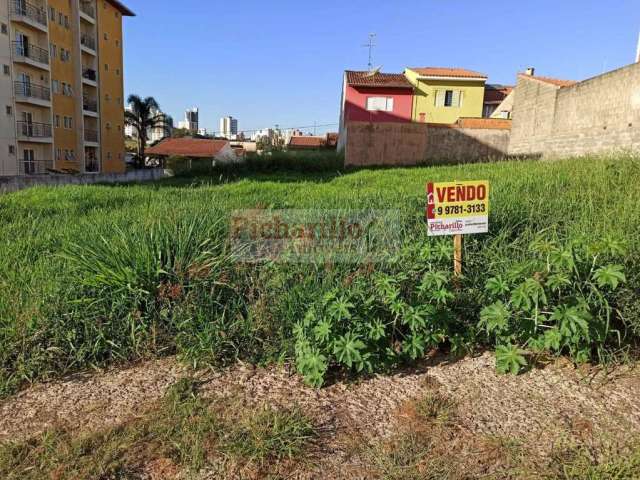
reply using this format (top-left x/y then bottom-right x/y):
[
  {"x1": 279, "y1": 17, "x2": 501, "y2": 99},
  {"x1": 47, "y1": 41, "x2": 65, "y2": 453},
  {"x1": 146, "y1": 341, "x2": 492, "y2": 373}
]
[
  {"x1": 19, "y1": 72, "x2": 31, "y2": 97},
  {"x1": 21, "y1": 111, "x2": 33, "y2": 136},
  {"x1": 23, "y1": 149, "x2": 35, "y2": 175},
  {"x1": 15, "y1": 32, "x2": 29, "y2": 57}
]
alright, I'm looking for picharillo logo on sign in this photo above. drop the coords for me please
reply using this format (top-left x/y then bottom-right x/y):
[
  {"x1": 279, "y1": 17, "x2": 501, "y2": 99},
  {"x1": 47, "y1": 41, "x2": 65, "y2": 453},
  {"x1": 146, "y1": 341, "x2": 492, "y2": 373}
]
[{"x1": 426, "y1": 180, "x2": 490, "y2": 236}]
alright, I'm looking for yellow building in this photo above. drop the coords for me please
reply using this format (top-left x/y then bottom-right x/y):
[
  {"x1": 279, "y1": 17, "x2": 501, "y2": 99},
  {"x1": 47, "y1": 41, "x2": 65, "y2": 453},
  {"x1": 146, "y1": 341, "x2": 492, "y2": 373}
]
[
  {"x1": 0, "y1": 0, "x2": 133, "y2": 176},
  {"x1": 404, "y1": 67, "x2": 487, "y2": 124}
]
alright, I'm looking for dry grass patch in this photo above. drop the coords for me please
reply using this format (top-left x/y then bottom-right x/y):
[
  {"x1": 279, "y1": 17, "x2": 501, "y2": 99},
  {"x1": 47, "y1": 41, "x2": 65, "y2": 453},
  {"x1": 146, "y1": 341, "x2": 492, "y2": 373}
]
[{"x1": 0, "y1": 377, "x2": 316, "y2": 480}]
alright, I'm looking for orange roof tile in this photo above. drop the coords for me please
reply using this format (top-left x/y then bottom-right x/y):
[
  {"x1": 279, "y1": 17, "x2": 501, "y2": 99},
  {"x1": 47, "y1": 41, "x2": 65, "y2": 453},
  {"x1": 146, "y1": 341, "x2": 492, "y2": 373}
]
[
  {"x1": 146, "y1": 138, "x2": 229, "y2": 158},
  {"x1": 409, "y1": 67, "x2": 487, "y2": 79},
  {"x1": 288, "y1": 136, "x2": 326, "y2": 147},
  {"x1": 345, "y1": 70, "x2": 413, "y2": 88},
  {"x1": 519, "y1": 73, "x2": 577, "y2": 88},
  {"x1": 457, "y1": 118, "x2": 512, "y2": 130},
  {"x1": 484, "y1": 84, "x2": 513, "y2": 103}
]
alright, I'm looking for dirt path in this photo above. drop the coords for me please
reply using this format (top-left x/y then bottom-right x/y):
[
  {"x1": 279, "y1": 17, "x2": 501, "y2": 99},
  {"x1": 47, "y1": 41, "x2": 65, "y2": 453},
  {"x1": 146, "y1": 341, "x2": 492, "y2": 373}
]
[{"x1": 1, "y1": 353, "x2": 639, "y2": 476}]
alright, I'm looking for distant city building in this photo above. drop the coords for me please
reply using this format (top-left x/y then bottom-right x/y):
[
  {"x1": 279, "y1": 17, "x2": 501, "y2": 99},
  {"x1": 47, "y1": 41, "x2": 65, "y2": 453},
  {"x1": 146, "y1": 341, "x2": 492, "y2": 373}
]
[
  {"x1": 283, "y1": 128, "x2": 304, "y2": 145},
  {"x1": 219, "y1": 116, "x2": 238, "y2": 139},
  {"x1": 197, "y1": 128, "x2": 208, "y2": 136},
  {"x1": 251, "y1": 128, "x2": 274, "y2": 142},
  {"x1": 178, "y1": 108, "x2": 199, "y2": 133},
  {"x1": 125, "y1": 106, "x2": 173, "y2": 145}
]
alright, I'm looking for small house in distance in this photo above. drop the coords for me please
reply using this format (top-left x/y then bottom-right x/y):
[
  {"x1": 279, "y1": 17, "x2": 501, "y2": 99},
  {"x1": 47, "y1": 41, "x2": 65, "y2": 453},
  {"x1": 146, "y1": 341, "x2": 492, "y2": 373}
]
[
  {"x1": 146, "y1": 137, "x2": 239, "y2": 164},
  {"x1": 287, "y1": 135, "x2": 327, "y2": 150}
]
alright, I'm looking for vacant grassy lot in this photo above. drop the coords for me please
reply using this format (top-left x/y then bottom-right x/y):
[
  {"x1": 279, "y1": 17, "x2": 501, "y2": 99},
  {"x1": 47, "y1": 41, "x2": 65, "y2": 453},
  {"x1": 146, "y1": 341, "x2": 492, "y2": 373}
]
[{"x1": 0, "y1": 154, "x2": 638, "y2": 395}]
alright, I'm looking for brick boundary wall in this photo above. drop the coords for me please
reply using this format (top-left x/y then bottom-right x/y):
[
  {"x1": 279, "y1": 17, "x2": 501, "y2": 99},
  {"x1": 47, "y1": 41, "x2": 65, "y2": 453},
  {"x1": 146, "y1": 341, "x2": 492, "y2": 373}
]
[
  {"x1": 0, "y1": 168, "x2": 169, "y2": 195},
  {"x1": 344, "y1": 119, "x2": 511, "y2": 167},
  {"x1": 509, "y1": 62, "x2": 640, "y2": 157}
]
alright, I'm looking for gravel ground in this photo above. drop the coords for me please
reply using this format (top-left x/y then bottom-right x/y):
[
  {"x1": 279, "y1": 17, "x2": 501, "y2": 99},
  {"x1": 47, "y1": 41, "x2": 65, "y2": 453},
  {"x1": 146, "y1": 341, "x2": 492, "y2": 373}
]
[{"x1": 1, "y1": 352, "x2": 638, "y2": 477}]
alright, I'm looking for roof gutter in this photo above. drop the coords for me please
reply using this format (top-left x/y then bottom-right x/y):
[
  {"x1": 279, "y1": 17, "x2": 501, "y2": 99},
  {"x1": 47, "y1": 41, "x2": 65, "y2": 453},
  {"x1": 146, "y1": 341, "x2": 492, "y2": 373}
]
[{"x1": 416, "y1": 75, "x2": 487, "y2": 82}]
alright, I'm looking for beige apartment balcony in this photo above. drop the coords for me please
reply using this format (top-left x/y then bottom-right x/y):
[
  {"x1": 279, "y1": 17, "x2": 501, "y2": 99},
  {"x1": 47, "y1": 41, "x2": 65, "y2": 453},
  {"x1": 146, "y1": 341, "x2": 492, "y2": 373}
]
[
  {"x1": 16, "y1": 121, "x2": 52, "y2": 143},
  {"x1": 14, "y1": 80, "x2": 51, "y2": 107},
  {"x1": 82, "y1": 96, "x2": 99, "y2": 117},
  {"x1": 12, "y1": 41, "x2": 49, "y2": 70},
  {"x1": 10, "y1": 0, "x2": 48, "y2": 33},
  {"x1": 19, "y1": 158, "x2": 53, "y2": 175}
]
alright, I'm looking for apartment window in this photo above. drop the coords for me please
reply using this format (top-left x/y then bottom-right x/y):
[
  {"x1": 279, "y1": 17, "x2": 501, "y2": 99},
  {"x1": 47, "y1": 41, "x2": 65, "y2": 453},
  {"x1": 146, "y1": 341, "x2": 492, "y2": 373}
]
[
  {"x1": 64, "y1": 15, "x2": 69, "y2": 29},
  {"x1": 56, "y1": 148, "x2": 61, "y2": 161},
  {"x1": 2, "y1": 65, "x2": 9, "y2": 76},
  {"x1": 8, "y1": 145, "x2": 15, "y2": 155},
  {"x1": 104, "y1": 32, "x2": 108, "y2": 40},
  {"x1": 50, "y1": 43, "x2": 57, "y2": 58},
  {"x1": 49, "y1": 7, "x2": 55, "y2": 21},
  {"x1": 116, "y1": 40, "x2": 120, "y2": 47},
  {"x1": 58, "y1": 12, "x2": 63, "y2": 25},
  {"x1": 115, "y1": 68, "x2": 120, "y2": 76},
  {"x1": 52, "y1": 80, "x2": 59, "y2": 94},
  {"x1": 5, "y1": 106, "x2": 11, "y2": 116},
  {"x1": 366, "y1": 96, "x2": 394, "y2": 112},
  {"x1": 54, "y1": 114, "x2": 60, "y2": 127},
  {"x1": 104, "y1": 63, "x2": 109, "y2": 71},
  {"x1": 1, "y1": 23, "x2": 7, "y2": 35},
  {"x1": 435, "y1": 90, "x2": 463, "y2": 108}
]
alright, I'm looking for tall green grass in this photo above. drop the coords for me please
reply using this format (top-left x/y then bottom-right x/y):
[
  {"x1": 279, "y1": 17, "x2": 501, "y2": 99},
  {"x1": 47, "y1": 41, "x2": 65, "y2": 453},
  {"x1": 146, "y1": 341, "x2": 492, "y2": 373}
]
[{"x1": 0, "y1": 154, "x2": 638, "y2": 394}]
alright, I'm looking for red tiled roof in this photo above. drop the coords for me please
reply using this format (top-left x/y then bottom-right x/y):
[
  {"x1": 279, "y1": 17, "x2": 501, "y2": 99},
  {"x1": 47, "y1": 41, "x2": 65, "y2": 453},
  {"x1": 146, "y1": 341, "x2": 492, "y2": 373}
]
[
  {"x1": 288, "y1": 136, "x2": 326, "y2": 147},
  {"x1": 519, "y1": 73, "x2": 577, "y2": 88},
  {"x1": 146, "y1": 138, "x2": 229, "y2": 158},
  {"x1": 345, "y1": 70, "x2": 413, "y2": 88},
  {"x1": 106, "y1": 0, "x2": 135, "y2": 16},
  {"x1": 483, "y1": 85, "x2": 513, "y2": 104},
  {"x1": 409, "y1": 67, "x2": 487, "y2": 79}
]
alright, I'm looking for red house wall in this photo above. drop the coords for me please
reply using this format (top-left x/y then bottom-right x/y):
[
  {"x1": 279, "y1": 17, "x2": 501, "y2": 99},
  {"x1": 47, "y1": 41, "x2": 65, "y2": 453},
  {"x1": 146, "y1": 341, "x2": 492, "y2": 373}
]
[{"x1": 344, "y1": 85, "x2": 413, "y2": 123}]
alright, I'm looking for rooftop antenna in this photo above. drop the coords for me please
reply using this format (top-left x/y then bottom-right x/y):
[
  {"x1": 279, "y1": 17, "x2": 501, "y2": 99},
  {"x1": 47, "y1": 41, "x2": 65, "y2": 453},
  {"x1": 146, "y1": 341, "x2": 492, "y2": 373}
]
[
  {"x1": 365, "y1": 65, "x2": 383, "y2": 77},
  {"x1": 362, "y1": 33, "x2": 376, "y2": 71}
]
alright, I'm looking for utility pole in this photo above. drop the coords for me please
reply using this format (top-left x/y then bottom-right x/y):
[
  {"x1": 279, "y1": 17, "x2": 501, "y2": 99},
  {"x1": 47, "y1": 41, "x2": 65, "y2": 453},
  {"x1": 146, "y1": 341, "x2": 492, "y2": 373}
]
[{"x1": 362, "y1": 33, "x2": 376, "y2": 71}]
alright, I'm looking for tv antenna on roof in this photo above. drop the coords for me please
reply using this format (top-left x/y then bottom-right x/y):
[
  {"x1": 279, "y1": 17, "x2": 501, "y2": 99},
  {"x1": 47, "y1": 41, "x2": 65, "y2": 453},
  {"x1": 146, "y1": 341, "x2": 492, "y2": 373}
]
[
  {"x1": 365, "y1": 66, "x2": 382, "y2": 77},
  {"x1": 362, "y1": 33, "x2": 377, "y2": 71}
]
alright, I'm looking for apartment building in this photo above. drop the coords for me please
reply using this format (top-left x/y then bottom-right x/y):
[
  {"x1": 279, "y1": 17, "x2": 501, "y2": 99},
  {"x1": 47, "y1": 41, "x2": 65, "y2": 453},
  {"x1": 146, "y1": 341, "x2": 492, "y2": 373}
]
[{"x1": 0, "y1": 0, "x2": 134, "y2": 176}]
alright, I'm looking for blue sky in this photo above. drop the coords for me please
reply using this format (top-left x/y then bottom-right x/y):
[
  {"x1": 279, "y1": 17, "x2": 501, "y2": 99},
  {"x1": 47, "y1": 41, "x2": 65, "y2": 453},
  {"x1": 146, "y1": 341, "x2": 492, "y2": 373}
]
[{"x1": 123, "y1": 0, "x2": 640, "y2": 135}]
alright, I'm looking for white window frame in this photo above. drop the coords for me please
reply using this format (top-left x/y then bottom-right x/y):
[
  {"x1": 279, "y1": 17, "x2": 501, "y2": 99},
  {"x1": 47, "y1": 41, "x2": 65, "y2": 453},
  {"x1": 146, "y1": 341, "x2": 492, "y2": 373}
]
[{"x1": 366, "y1": 96, "x2": 394, "y2": 112}]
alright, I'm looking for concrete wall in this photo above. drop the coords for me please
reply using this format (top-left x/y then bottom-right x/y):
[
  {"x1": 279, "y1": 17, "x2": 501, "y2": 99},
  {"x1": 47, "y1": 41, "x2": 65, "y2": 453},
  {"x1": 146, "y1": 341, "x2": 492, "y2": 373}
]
[
  {"x1": 509, "y1": 62, "x2": 640, "y2": 157},
  {"x1": 0, "y1": 167, "x2": 167, "y2": 194},
  {"x1": 344, "y1": 120, "x2": 510, "y2": 167}
]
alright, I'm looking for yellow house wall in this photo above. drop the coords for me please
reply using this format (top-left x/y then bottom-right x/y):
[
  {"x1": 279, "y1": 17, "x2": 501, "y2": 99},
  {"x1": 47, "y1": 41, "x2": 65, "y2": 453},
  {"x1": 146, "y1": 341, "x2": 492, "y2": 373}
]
[
  {"x1": 48, "y1": 0, "x2": 79, "y2": 170},
  {"x1": 404, "y1": 69, "x2": 485, "y2": 124},
  {"x1": 97, "y1": 0, "x2": 125, "y2": 173}
]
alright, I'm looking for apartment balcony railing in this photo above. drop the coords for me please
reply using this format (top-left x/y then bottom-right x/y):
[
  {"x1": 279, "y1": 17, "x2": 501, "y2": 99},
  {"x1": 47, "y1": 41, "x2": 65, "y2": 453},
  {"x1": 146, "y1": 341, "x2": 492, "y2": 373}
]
[
  {"x1": 80, "y1": 33, "x2": 96, "y2": 51},
  {"x1": 85, "y1": 157, "x2": 100, "y2": 173},
  {"x1": 12, "y1": 41, "x2": 49, "y2": 65},
  {"x1": 83, "y1": 97, "x2": 98, "y2": 112},
  {"x1": 19, "y1": 159, "x2": 53, "y2": 175},
  {"x1": 14, "y1": 81, "x2": 51, "y2": 101},
  {"x1": 79, "y1": 1, "x2": 95, "y2": 19},
  {"x1": 84, "y1": 129, "x2": 99, "y2": 142},
  {"x1": 17, "y1": 121, "x2": 52, "y2": 138},
  {"x1": 10, "y1": 0, "x2": 48, "y2": 28},
  {"x1": 82, "y1": 67, "x2": 97, "y2": 81}
]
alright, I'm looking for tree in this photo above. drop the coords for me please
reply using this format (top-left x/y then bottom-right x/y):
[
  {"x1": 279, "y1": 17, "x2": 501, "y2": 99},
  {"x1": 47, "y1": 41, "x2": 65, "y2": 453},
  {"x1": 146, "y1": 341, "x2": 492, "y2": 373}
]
[{"x1": 124, "y1": 95, "x2": 172, "y2": 168}]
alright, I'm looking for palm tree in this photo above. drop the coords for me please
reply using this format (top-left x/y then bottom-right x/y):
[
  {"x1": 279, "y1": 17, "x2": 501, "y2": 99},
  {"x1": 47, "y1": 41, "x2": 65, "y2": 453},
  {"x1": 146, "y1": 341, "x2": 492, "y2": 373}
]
[{"x1": 124, "y1": 95, "x2": 173, "y2": 168}]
